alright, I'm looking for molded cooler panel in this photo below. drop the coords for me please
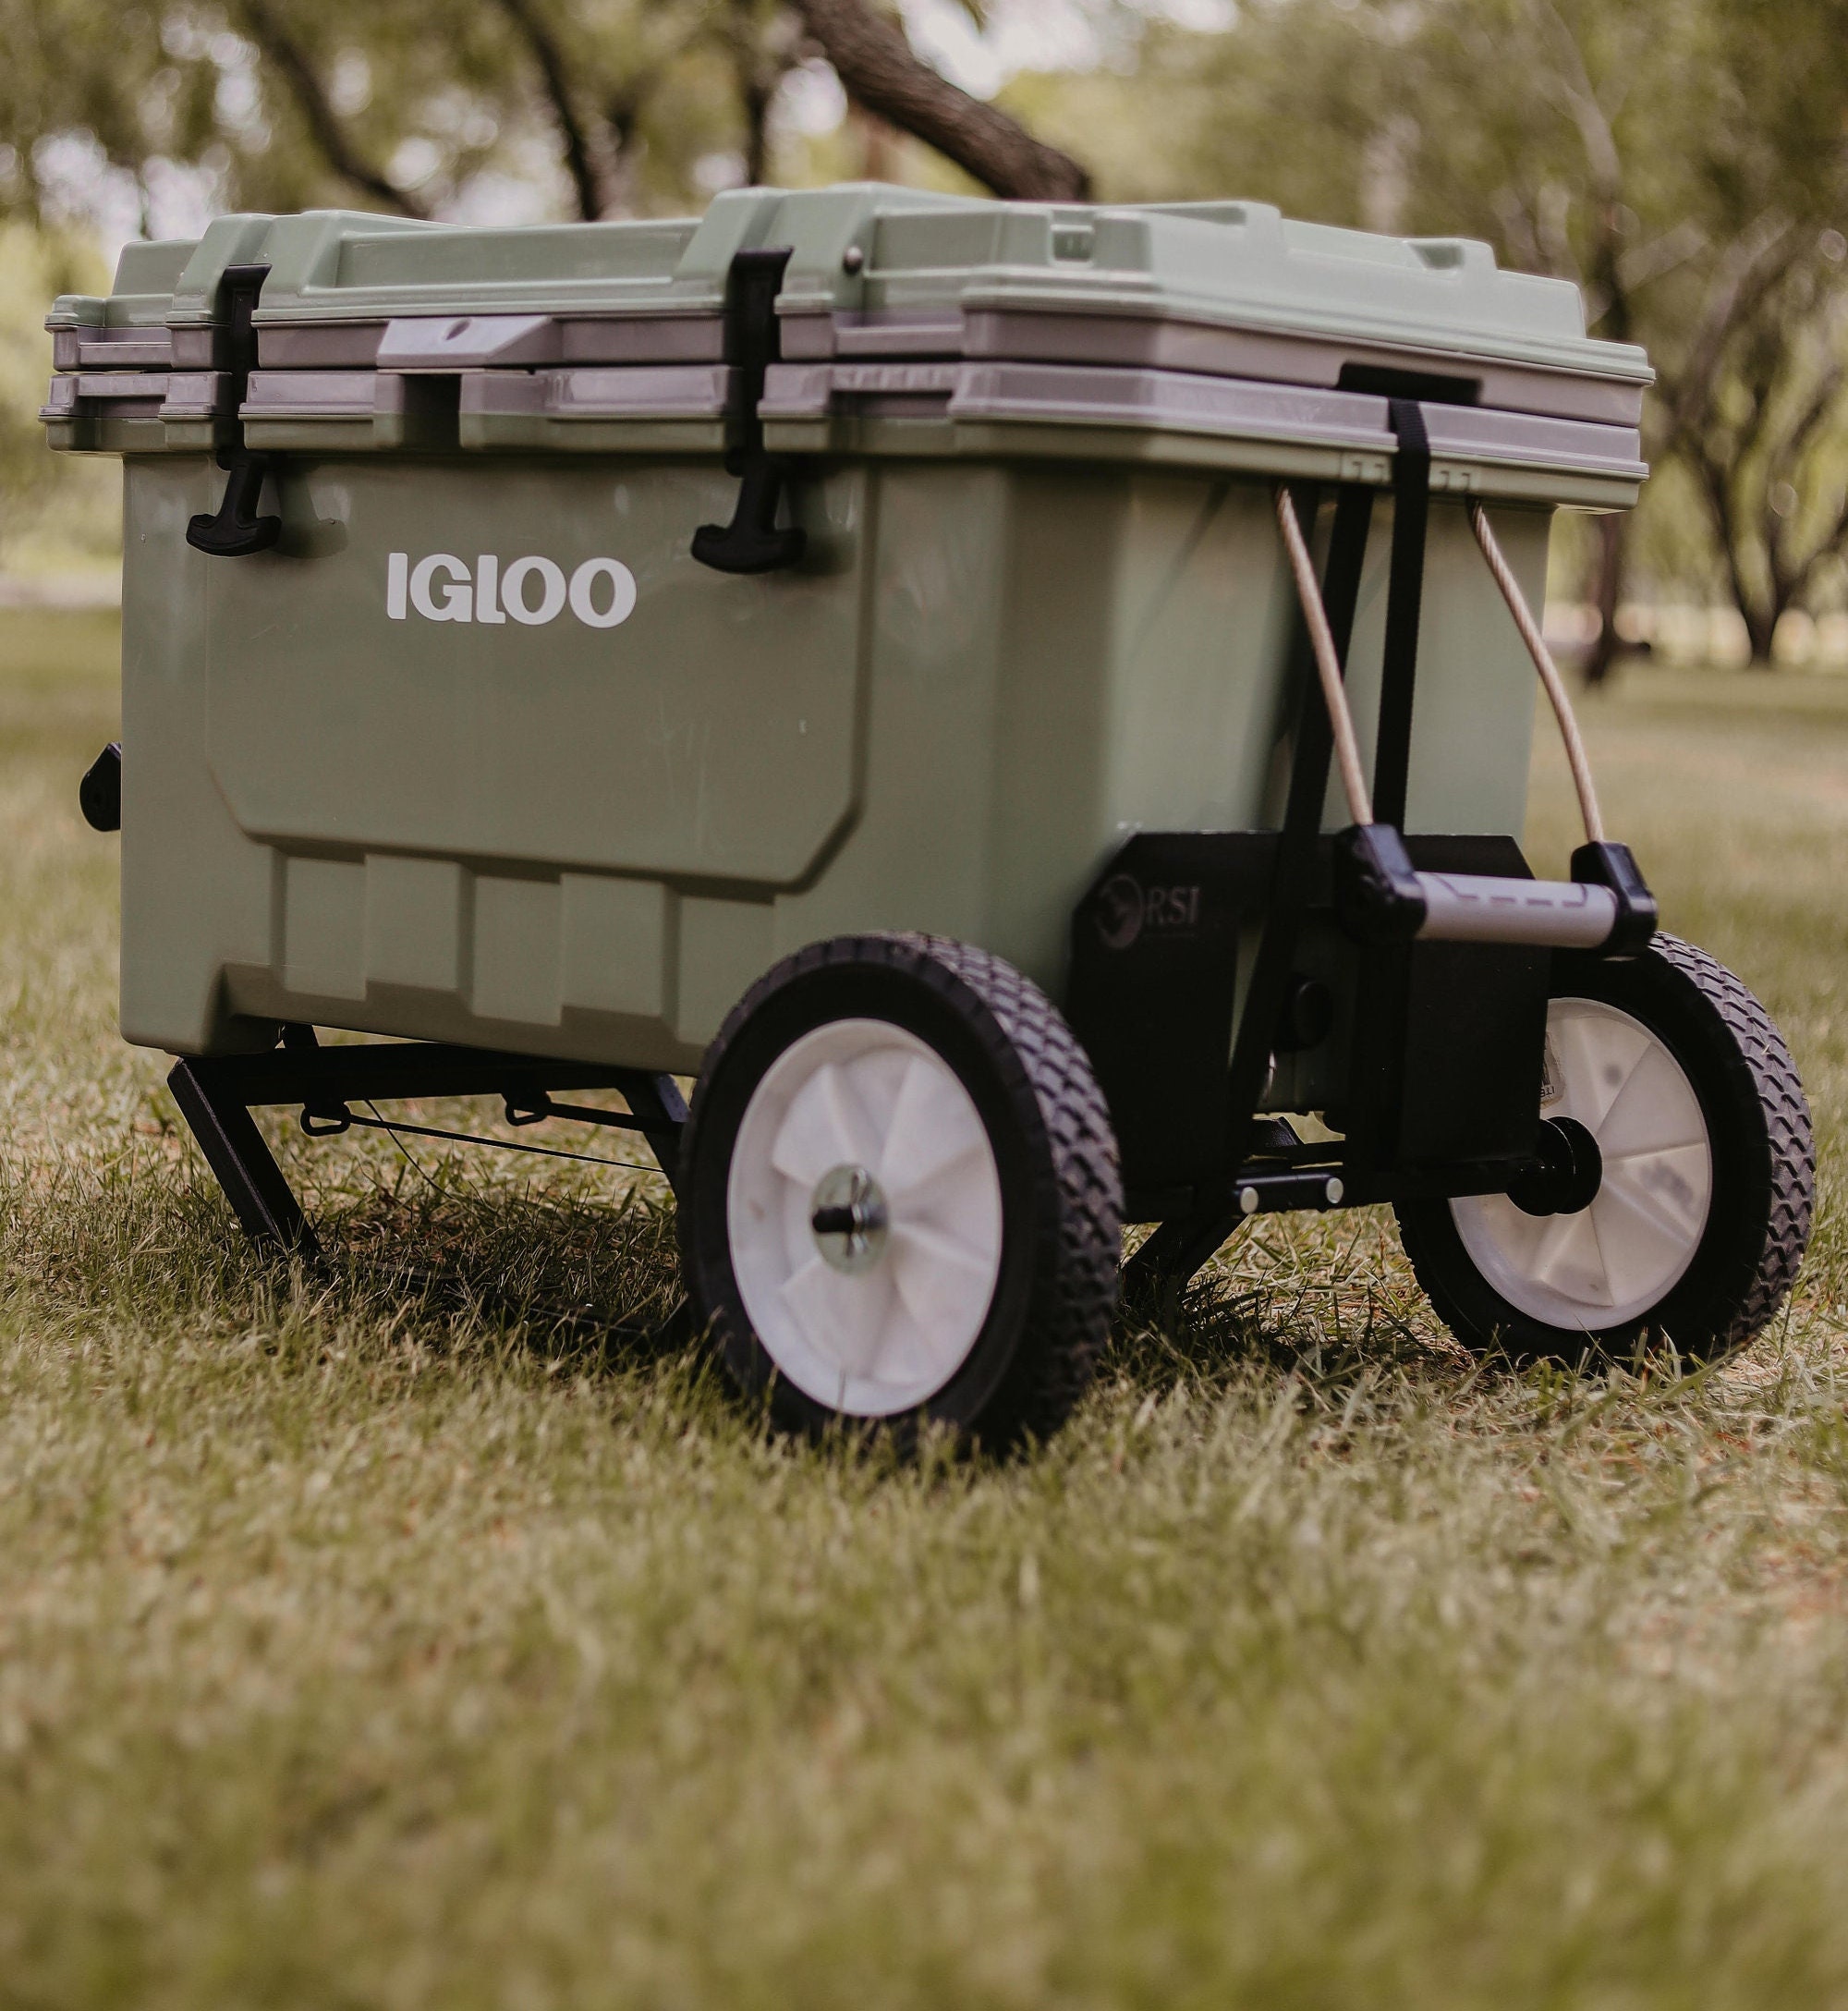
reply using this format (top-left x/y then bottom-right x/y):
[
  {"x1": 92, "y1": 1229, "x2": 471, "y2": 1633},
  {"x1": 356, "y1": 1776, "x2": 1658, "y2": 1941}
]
[
  {"x1": 200, "y1": 457, "x2": 867, "y2": 879},
  {"x1": 773, "y1": 467, "x2": 1309, "y2": 988}
]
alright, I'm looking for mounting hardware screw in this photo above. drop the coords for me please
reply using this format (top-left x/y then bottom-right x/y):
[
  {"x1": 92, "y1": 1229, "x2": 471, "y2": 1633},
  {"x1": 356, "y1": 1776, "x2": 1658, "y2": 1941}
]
[
  {"x1": 842, "y1": 245, "x2": 865, "y2": 274},
  {"x1": 1239, "y1": 1186, "x2": 1259, "y2": 1216}
]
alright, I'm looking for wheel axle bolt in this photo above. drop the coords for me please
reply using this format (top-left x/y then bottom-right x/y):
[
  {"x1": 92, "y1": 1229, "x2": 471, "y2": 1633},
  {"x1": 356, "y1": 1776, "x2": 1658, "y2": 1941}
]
[{"x1": 810, "y1": 1164, "x2": 891, "y2": 1274}]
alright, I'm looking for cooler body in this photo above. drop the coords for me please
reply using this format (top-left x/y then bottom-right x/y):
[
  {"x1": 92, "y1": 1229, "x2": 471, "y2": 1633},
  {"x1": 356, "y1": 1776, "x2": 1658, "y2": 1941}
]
[{"x1": 50, "y1": 186, "x2": 1646, "y2": 1084}]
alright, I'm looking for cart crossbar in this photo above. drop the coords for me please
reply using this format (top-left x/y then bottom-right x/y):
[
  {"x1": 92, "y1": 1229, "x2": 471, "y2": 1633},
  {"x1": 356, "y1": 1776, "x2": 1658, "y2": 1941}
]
[{"x1": 1414, "y1": 871, "x2": 1619, "y2": 948}]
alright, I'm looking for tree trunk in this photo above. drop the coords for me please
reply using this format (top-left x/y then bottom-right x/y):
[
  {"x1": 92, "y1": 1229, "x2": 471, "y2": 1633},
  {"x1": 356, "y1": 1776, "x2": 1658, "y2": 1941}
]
[
  {"x1": 852, "y1": 105, "x2": 901, "y2": 182},
  {"x1": 493, "y1": 0, "x2": 607, "y2": 220},
  {"x1": 1744, "y1": 600, "x2": 1781, "y2": 665},
  {"x1": 789, "y1": 0, "x2": 1089, "y2": 201},
  {"x1": 731, "y1": 0, "x2": 777, "y2": 188},
  {"x1": 1581, "y1": 510, "x2": 1626, "y2": 686}
]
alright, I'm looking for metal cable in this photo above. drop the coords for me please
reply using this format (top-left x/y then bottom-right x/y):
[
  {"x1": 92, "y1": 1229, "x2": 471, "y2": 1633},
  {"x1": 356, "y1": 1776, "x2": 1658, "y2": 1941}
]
[
  {"x1": 1273, "y1": 484, "x2": 1374, "y2": 827},
  {"x1": 1468, "y1": 500, "x2": 1605, "y2": 844},
  {"x1": 337, "y1": 1103, "x2": 656, "y2": 1176}
]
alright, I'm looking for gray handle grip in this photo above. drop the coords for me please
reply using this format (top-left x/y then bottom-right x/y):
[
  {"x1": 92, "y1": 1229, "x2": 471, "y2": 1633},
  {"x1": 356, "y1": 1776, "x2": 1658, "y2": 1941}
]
[{"x1": 1414, "y1": 871, "x2": 1619, "y2": 948}]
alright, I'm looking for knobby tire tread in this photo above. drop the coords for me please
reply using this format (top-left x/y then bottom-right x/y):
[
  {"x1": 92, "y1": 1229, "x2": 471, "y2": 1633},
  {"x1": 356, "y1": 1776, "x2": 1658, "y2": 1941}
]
[
  {"x1": 1397, "y1": 932, "x2": 1813, "y2": 1363},
  {"x1": 1649, "y1": 932, "x2": 1813, "y2": 1347},
  {"x1": 683, "y1": 932, "x2": 1122, "y2": 1448}
]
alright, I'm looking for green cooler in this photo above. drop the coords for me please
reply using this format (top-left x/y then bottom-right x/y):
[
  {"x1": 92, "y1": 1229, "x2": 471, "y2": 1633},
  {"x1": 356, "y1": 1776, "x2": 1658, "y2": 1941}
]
[{"x1": 45, "y1": 185, "x2": 1808, "y2": 1447}]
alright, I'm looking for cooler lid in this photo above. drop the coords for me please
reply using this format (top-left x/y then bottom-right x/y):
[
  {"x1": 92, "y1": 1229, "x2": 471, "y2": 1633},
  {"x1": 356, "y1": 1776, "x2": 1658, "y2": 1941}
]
[
  {"x1": 43, "y1": 184, "x2": 1650, "y2": 497},
  {"x1": 51, "y1": 183, "x2": 1647, "y2": 408}
]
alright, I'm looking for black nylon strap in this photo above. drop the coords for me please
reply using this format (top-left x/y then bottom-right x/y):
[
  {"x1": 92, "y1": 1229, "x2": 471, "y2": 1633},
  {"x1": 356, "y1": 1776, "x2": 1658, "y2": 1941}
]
[{"x1": 1372, "y1": 399, "x2": 1431, "y2": 832}]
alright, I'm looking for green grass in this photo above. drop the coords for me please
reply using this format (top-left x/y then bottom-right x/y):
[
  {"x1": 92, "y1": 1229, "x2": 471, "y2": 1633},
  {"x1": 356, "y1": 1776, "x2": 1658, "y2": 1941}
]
[{"x1": 3, "y1": 610, "x2": 1848, "y2": 2008}]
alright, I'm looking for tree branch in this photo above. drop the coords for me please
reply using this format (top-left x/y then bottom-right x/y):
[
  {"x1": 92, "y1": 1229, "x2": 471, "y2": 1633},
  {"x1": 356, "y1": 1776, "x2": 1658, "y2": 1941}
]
[
  {"x1": 1616, "y1": 219, "x2": 1707, "y2": 295},
  {"x1": 492, "y1": 0, "x2": 606, "y2": 221},
  {"x1": 729, "y1": 0, "x2": 792, "y2": 188},
  {"x1": 789, "y1": 0, "x2": 1089, "y2": 201},
  {"x1": 237, "y1": 0, "x2": 429, "y2": 217},
  {"x1": 1777, "y1": 359, "x2": 1842, "y2": 482},
  {"x1": 1694, "y1": 447, "x2": 1770, "y2": 656},
  {"x1": 1657, "y1": 214, "x2": 1794, "y2": 445}
]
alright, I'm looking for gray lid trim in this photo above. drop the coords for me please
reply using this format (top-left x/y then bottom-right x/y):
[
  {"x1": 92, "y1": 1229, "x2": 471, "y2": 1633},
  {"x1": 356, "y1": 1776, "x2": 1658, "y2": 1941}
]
[
  {"x1": 760, "y1": 358, "x2": 1646, "y2": 483},
  {"x1": 462, "y1": 365, "x2": 734, "y2": 420},
  {"x1": 256, "y1": 311, "x2": 728, "y2": 370},
  {"x1": 779, "y1": 304, "x2": 1647, "y2": 425},
  {"x1": 940, "y1": 279, "x2": 1653, "y2": 389},
  {"x1": 70, "y1": 371, "x2": 173, "y2": 402},
  {"x1": 235, "y1": 363, "x2": 736, "y2": 427},
  {"x1": 50, "y1": 327, "x2": 176, "y2": 372},
  {"x1": 242, "y1": 371, "x2": 408, "y2": 420},
  {"x1": 159, "y1": 373, "x2": 233, "y2": 420}
]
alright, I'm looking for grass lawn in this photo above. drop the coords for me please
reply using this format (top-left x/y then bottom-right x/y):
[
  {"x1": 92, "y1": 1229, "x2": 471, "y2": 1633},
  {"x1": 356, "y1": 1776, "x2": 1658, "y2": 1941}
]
[{"x1": 2, "y1": 604, "x2": 1847, "y2": 2008}]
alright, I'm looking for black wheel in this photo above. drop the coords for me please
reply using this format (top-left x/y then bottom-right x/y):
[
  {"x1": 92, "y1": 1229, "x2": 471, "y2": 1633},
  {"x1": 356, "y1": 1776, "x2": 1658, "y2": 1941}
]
[
  {"x1": 1397, "y1": 933, "x2": 1813, "y2": 1363},
  {"x1": 679, "y1": 934, "x2": 1123, "y2": 1446}
]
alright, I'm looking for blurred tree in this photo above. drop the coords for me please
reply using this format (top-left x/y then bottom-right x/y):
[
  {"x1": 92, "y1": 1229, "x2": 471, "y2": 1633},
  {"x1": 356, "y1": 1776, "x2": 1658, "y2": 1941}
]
[
  {"x1": 1660, "y1": 230, "x2": 1848, "y2": 664},
  {"x1": 0, "y1": 0, "x2": 1085, "y2": 229},
  {"x1": 0, "y1": 0, "x2": 1087, "y2": 557},
  {"x1": 1027, "y1": 0, "x2": 1848, "y2": 671},
  {"x1": 0, "y1": 0, "x2": 771, "y2": 223},
  {"x1": 0, "y1": 225, "x2": 115, "y2": 562}
]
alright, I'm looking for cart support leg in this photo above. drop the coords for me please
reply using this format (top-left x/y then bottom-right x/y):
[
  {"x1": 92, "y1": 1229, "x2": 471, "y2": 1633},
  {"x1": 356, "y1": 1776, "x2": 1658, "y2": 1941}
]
[
  {"x1": 1121, "y1": 1201, "x2": 1246, "y2": 1310},
  {"x1": 168, "y1": 1056, "x2": 320, "y2": 1258},
  {"x1": 614, "y1": 1071, "x2": 689, "y2": 1197}
]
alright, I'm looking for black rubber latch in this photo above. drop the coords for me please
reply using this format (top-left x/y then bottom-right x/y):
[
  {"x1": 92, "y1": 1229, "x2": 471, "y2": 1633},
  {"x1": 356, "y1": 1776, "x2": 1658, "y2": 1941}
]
[
  {"x1": 188, "y1": 452, "x2": 281, "y2": 557},
  {"x1": 1571, "y1": 839, "x2": 1659, "y2": 957},
  {"x1": 1334, "y1": 823, "x2": 1428, "y2": 945},
  {"x1": 691, "y1": 247, "x2": 807, "y2": 575},
  {"x1": 186, "y1": 262, "x2": 281, "y2": 559},
  {"x1": 79, "y1": 741, "x2": 122, "y2": 832}
]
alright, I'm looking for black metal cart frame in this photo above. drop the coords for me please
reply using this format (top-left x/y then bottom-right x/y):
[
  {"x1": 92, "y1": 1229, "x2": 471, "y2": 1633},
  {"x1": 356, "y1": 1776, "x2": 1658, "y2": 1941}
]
[{"x1": 166, "y1": 1031, "x2": 687, "y2": 1263}]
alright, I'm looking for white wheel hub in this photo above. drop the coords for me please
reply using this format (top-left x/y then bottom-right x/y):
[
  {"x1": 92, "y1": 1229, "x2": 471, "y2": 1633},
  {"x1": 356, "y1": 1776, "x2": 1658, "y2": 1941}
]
[
  {"x1": 1451, "y1": 997, "x2": 1712, "y2": 1331},
  {"x1": 725, "y1": 1018, "x2": 1005, "y2": 1416}
]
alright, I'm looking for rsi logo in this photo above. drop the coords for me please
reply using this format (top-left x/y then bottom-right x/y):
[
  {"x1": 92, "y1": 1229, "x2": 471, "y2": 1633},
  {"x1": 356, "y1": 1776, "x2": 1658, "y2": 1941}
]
[
  {"x1": 386, "y1": 551, "x2": 638, "y2": 629},
  {"x1": 1094, "y1": 873, "x2": 1204, "y2": 952}
]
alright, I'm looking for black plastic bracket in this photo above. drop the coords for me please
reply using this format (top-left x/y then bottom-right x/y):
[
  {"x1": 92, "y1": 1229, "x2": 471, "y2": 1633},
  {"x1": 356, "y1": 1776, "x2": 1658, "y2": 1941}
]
[
  {"x1": 186, "y1": 263, "x2": 281, "y2": 559},
  {"x1": 691, "y1": 248, "x2": 807, "y2": 575},
  {"x1": 1571, "y1": 839, "x2": 1659, "y2": 957},
  {"x1": 1333, "y1": 823, "x2": 1427, "y2": 945},
  {"x1": 1065, "y1": 830, "x2": 1279, "y2": 1201},
  {"x1": 167, "y1": 1035, "x2": 689, "y2": 1256}
]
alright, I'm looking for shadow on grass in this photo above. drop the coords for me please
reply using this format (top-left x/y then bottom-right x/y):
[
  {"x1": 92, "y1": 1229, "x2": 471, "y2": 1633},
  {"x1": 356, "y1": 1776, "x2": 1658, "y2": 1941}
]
[
  {"x1": 1112, "y1": 1248, "x2": 1474, "y2": 1396},
  {"x1": 7, "y1": 1148, "x2": 1791, "y2": 1461},
  {"x1": 0, "y1": 1147, "x2": 692, "y2": 1375},
  {"x1": 319, "y1": 1186, "x2": 690, "y2": 1371}
]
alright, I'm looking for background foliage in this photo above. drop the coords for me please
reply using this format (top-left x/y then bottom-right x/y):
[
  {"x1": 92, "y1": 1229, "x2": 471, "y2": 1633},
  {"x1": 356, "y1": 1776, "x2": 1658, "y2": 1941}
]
[{"x1": 2, "y1": 0, "x2": 1848, "y2": 663}]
